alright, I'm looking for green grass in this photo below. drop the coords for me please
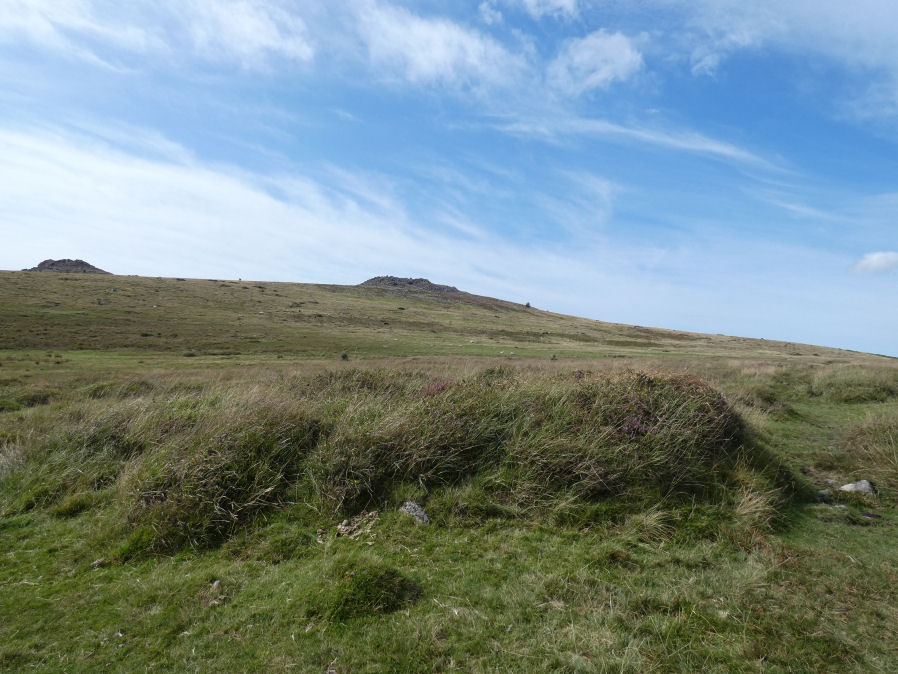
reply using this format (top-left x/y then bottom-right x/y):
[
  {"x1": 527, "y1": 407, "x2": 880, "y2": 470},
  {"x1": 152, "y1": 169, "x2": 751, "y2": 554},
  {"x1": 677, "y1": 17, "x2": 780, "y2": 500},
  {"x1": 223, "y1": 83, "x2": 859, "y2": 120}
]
[{"x1": 2, "y1": 271, "x2": 898, "y2": 671}]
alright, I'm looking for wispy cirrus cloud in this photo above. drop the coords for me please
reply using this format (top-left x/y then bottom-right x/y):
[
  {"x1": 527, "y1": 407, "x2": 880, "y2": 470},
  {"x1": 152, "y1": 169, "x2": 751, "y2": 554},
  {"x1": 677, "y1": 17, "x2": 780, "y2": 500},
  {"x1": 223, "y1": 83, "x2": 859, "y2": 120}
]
[
  {"x1": 0, "y1": 123, "x2": 644, "y2": 308},
  {"x1": 652, "y1": 0, "x2": 898, "y2": 121},
  {"x1": 475, "y1": 0, "x2": 581, "y2": 29},
  {"x1": 665, "y1": 0, "x2": 898, "y2": 75},
  {"x1": 854, "y1": 251, "x2": 898, "y2": 274},
  {"x1": 0, "y1": 0, "x2": 314, "y2": 69},
  {"x1": 354, "y1": 0, "x2": 524, "y2": 87},
  {"x1": 548, "y1": 30, "x2": 643, "y2": 95},
  {"x1": 498, "y1": 115, "x2": 771, "y2": 167},
  {"x1": 493, "y1": 0, "x2": 580, "y2": 20}
]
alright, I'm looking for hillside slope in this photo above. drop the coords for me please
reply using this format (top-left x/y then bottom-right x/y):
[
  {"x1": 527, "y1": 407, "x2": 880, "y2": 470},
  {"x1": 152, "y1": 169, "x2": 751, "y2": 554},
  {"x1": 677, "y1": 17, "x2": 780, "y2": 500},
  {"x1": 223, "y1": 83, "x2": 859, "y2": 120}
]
[
  {"x1": 2, "y1": 270, "x2": 898, "y2": 671},
  {"x1": 0, "y1": 270, "x2": 874, "y2": 364}
]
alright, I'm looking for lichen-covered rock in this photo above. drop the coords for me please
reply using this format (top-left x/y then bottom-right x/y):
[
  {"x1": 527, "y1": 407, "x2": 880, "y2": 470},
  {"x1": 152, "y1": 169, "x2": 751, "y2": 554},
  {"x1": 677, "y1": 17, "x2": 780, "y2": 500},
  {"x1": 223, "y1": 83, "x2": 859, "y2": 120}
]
[
  {"x1": 24, "y1": 259, "x2": 110, "y2": 274},
  {"x1": 399, "y1": 501, "x2": 429, "y2": 524}
]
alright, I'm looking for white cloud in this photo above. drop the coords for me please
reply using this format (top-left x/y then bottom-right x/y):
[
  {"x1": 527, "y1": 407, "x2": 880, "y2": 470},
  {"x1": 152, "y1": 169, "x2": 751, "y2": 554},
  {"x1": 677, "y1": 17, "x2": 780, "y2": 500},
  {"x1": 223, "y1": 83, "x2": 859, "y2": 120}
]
[
  {"x1": 498, "y1": 116, "x2": 769, "y2": 167},
  {"x1": 534, "y1": 171, "x2": 618, "y2": 235},
  {"x1": 657, "y1": 0, "x2": 898, "y2": 94},
  {"x1": 181, "y1": 0, "x2": 314, "y2": 66},
  {"x1": 356, "y1": 1, "x2": 522, "y2": 87},
  {"x1": 478, "y1": 2, "x2": 503, "y2": 25},
  {"x1": 854, "y1": 251, "x2": 898, "y2": 274},
  {"x1": 548, "y1": 30, "x2": 643, "y2": 95},
  {"x1": 0, "y1": 124, "x2": 584, "y2": 294},
  {"x1": 502, "y1": 0, "x2": 580, "y2": 19},
  {"x1": 0, "y1": 0, "x2": 314, "y2": 69}
]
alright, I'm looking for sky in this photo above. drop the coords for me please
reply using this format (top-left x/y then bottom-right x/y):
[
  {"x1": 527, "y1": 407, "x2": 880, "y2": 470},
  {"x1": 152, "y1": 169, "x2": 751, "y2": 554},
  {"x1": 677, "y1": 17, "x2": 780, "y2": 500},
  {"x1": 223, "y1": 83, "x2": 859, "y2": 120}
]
[{"x1": 1, "y1": 1, "x2": 897, "y2": 355}]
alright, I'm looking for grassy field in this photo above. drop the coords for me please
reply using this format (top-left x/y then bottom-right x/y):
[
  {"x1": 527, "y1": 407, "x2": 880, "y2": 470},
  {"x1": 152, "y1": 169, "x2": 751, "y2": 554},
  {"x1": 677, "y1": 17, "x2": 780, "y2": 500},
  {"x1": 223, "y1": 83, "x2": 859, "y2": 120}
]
[{"x1": 2, "y1": 270, "x2": 898, "y2": 672}]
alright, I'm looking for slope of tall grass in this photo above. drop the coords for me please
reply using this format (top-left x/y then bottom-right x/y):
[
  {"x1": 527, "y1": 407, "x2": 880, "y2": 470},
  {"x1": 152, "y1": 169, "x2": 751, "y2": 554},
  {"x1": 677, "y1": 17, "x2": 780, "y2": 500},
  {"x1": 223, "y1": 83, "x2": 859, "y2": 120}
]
[{"x1": 0, "y1": 368, "x2": 794, "y2": 557}]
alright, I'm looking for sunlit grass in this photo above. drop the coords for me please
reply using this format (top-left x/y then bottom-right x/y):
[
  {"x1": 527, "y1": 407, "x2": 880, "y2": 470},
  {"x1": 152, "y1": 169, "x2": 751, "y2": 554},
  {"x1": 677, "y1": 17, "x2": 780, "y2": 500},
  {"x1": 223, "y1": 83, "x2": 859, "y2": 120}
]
[{"x1": 2, "y1": 271, "x2": 898, "y2": 670}]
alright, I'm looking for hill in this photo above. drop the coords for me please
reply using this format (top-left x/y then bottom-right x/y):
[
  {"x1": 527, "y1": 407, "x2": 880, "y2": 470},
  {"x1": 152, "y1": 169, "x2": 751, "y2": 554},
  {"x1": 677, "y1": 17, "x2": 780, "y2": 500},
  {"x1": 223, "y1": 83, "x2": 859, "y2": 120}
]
[
  {"x1": 0, "y1": 269, "x2": 873, "y2": 363},
  {"x1": 1, "y1": 270, "x2": 897, "y2": 671}
]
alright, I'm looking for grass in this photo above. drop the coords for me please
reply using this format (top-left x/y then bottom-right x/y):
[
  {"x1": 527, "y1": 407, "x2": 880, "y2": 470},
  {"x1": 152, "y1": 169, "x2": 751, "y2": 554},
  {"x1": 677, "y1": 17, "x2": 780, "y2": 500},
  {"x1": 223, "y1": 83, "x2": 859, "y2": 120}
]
[
  {"x1": 2, "y1": 369, "x2": 776, "y2": 557},
  {"x1": 1, "y1": 271, "x2": 898, "y2": 671}
]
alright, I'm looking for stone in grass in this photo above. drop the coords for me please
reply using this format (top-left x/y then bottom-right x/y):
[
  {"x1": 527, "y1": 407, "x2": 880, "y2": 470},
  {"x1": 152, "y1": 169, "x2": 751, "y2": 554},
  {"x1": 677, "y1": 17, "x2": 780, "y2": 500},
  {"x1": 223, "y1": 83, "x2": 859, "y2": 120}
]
[
  {"x1": 399, "y1": 501, "x2": 429, "y2": 525},
  {"x1": 839, "y1": 480, "x2": 874, "y2": 494}
]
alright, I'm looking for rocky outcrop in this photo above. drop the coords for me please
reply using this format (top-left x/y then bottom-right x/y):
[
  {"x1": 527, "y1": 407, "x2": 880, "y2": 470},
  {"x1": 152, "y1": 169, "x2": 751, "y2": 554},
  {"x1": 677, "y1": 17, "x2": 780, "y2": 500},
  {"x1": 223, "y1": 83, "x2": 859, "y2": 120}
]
[
  {"x1": 24, "y1": 259, "x2": 110, "y2": 274},
  {"x1": 359, "y1": 276, "x2": 459, "y2": 294}
]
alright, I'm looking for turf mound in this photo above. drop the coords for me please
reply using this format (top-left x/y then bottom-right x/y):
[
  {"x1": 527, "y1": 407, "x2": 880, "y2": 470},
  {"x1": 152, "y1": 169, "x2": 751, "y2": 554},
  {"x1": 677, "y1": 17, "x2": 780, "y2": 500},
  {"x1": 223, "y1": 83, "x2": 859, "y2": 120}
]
[{"x1": 0, "y1": 369, "x2": 797, "y2": 555}]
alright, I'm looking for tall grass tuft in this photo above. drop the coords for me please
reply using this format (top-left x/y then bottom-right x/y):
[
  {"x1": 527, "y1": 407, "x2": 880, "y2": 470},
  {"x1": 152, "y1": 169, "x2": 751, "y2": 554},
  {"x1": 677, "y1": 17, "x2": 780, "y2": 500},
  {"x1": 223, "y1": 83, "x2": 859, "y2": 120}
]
[
  {"x1": 1, "y1": 368, "x2": 792, "y2": 554},
  {"x1": 843, "y1": 410, "x2": 898, "y2": 496}
]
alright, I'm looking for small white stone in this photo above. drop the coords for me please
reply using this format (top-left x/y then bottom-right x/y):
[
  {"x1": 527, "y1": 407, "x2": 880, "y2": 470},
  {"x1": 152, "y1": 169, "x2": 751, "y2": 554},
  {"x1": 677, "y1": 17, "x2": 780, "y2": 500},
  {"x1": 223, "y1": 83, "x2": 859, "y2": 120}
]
[{"x1": 839, "y1": 479, "x2": 874, "y2": 494}]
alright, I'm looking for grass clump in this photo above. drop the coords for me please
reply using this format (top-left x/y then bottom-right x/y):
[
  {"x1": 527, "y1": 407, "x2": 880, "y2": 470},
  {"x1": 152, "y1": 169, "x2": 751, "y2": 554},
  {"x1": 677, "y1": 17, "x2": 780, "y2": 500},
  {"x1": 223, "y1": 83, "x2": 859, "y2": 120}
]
[
  {"x1": 313, "y1": 369, "x2": 748, "y2": 517},
  {"x1": 49, "y1": 490, "x2": 108, "y2": 518},
  {"x1": 85, "y1": 378, "x2": 153, "y2": 399},
  {"x1": 843, "y1": 410, "x2": 898, "y2": 496},
  {"x1": 0, "y1": 387, "x2": 54, "y2": 413},
  {"x1": 307, "y1": 553, "x2": 421, "y2": 622},
  {"x1": 2, "y1": 404, "x2": 149, "y2": 514},
  {"x1": 514, "y1": 372, "x2": 742, "y2": 502},
  {"x1": 224, "y1": 519, "x2": 317, "y2": 563},
  {"x1": 810, "y1": 366, "x2": 898, "y2": 403},
  {"x1": 123, "y1": 408, "x2": 324, "y2": 554},
  {"x1": 2, "y1": 368, "x2": 790, "y2": 555}
]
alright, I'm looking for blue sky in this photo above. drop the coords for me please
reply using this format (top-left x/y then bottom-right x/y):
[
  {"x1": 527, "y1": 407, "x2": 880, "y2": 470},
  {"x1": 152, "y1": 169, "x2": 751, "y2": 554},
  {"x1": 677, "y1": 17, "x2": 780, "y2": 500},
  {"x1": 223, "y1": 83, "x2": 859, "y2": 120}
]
[{"x1": 1, "y1": 1, "x2": 897, "y2": 355}]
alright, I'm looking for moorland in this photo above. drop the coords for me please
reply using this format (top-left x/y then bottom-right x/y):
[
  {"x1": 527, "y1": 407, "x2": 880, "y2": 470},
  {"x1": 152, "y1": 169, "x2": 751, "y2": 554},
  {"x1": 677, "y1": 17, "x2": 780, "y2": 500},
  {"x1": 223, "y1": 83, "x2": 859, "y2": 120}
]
[{"x1": 1, "y1": 269, "x2": 897, "y2": 672}]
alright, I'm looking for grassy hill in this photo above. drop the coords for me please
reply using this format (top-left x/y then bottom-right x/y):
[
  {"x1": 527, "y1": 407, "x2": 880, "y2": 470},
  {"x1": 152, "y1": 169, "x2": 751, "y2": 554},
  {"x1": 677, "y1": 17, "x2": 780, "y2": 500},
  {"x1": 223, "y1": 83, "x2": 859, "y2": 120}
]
[
  {"x1": 0, "y1": 269, "x2": 863, "y2": 359},
  {"x1": 1, "y1": 270, "x2": 897, "y2": 671}
]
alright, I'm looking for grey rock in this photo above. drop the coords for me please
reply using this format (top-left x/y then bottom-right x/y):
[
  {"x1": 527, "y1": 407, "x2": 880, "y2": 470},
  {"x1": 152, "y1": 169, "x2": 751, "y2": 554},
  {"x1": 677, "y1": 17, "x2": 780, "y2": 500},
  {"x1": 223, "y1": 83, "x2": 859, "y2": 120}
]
[
  {"x1": 359, "y1": 276, "x2": 459, "y2": 294},
  {"x1": 839, "y1": 480, "x2": 874, "y2": 494},
  {"x1": 817, "y1": 489, "x2": 832, "y2": 502},
  {"x1": 24, "y1": 258, "x2": 110, "y2": 274},
  {"x1": 399, "y1": 501, "x2": 429, "y2": 525}
]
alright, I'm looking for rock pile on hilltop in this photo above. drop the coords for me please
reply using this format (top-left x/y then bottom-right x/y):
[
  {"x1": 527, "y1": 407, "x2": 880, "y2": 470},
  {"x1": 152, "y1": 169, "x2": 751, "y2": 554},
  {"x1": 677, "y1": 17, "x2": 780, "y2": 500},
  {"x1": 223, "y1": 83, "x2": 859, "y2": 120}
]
[
  {"x1": 24, "y1": 259, "x2": 110, "y2": 274},
  {"x1": 359, "y1": 276, "x2": 459, "y2": 294}
]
